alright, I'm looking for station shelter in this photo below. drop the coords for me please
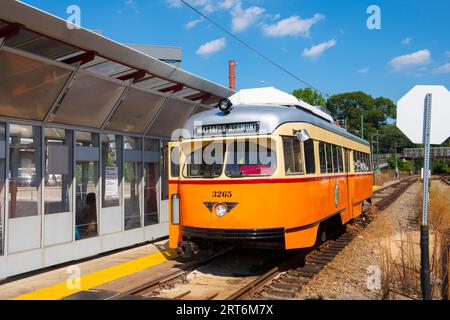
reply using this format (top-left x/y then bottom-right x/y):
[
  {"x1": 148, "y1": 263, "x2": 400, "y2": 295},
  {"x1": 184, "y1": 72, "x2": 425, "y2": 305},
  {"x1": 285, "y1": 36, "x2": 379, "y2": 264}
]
[{"x1": 0, "y1": 0, "x2": 233, "y2": 278}]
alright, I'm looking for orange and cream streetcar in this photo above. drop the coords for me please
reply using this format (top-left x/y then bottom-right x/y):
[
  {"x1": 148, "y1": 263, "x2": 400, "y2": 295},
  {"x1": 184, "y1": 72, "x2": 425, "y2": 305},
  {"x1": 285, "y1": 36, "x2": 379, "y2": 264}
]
[{"x1": 168, "y1": 88, "x2": 372, "y2": 256}]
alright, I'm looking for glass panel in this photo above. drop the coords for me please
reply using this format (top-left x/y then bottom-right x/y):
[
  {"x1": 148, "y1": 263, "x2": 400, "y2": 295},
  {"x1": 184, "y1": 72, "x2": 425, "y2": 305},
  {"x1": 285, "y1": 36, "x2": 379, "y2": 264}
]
[
  {"x1": 101, "y1": 134, "x2": 122, "y2": 208},
  {"x1": 44, "y1": 128, "x2": 73, "y2": 214},
  {"x1": 282, "y1": 137, "x2": 303, "y2": 175},
  {"x1": 144, "y1": 138, "x2": 160, "y2": 152},
  {"x1": 337, "y1": 146, "x2": 344, "y2": 173},
  {"x1": 144, "y1": 163, "x2": 159, "y2": 226},
  {"x1": 185, "y1": 142, "x2": 226, "y2": 178},
  {"x1": 75, "y1": 161, "x2": 98, "y2": 240},
  {"x1": 48, "y1": 72, "x2": 125, "y2": 128},
  {"x1": 344, "y1": 149, "x2": 350, "y2": 173},
  {"x1": 106, "y1": 88, "x2": 165, "y2": 134},
  {"x1": 332, "y1": 145, "x2": 339, "y2": 173},
  {"x1": 170, "y1": 147, "x2": 180, "y2": 178},
  {"x1": 225, "y1": 139, "x2": 277, "y2": 178},
  {"x1": 124, "y1": 136, "x2": 141, "y2": 150},
  {"x1": 148, "y1": 99, "x2": 196, "y2": 137},
  {"x1": 161, "y1": 142, "x2": 169, "y2": 201},
  {"x1": 0, "y1": 123, "x2": 5, "y2": 255},
  {"x1": 9, "y1": 124, "x2": 41, "y2": 218},
  {"x1": 75, "y1": 131, "x2": 99, "y2": 147},
  {"x1": 124, "y1": 162, "x2": 141, "y2": 230},
  {"x1": 319, "y1": 142, "x2": 326, "y2": 174},
  {"x1": 15, "y1": 38, "x2": 78, "y2": 59},
  {"x1": 326, "y1": 144, "x2": 333, "y2": 173},
  {"x1": 0, "y1": 50, "x2": 72, "y2": 121},
  {"x1": 304, "y1": 140, "x2": 316, "y2": 174}
]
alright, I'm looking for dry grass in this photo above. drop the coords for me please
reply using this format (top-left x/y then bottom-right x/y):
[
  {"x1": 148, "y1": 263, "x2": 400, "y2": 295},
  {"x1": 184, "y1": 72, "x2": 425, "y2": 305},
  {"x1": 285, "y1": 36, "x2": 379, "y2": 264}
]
[{"x1": 379, "y1": 184, "x2": 450, "y2": 300}]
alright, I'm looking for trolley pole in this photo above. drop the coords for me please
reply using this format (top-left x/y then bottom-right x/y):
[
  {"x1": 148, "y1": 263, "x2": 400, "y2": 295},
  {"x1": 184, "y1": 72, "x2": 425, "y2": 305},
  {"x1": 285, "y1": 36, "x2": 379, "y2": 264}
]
[{"x1": 420, "y1": 93, "x2": 432, "y2": 300}]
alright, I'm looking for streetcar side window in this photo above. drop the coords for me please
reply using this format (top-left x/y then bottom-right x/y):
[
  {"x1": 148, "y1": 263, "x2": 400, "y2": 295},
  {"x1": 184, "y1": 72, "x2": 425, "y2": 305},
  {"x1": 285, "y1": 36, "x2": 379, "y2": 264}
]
[
  {"x1": 353, "y1": 151, "x2": 359, "y2": 172},
  {"x1": 319, "y1": 142, "x2": 326, "y2": 174},
  {"x1": 332, "y1": 144, "x2": 339, "y2": 173},
  {"x1": 304, "y1": 139, "x2": 316, "y2": 174},
  {"x1": 336, "y1": 146, "x2": 343, "y2": 173},
  {"x1": 282, "y1": 136, "x2": 304, "y2": 175},
  {"x1": 170, "y1": 147, "x2": 179, "y2": 178},
  {"x1": 326, "y1": 143, "x2": 333, "y2": 173},
  {"x1": 226, "y1": 139, "x2": 277, "y2": 178},
  {"x1": 344, "y1": 149, "x2": 350, "y2": 173}
]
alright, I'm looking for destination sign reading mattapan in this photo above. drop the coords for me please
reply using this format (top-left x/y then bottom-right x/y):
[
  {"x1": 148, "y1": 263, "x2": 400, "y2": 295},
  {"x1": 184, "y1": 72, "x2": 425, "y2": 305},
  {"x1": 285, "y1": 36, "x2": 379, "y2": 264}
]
[{"x1": 195, "y1": 122, "x2": 260, "y2": 136}]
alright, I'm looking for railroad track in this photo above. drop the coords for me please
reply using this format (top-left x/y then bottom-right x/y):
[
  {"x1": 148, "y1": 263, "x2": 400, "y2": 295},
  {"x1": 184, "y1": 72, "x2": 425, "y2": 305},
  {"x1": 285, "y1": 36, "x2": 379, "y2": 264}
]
[
  {"x1": 108, "y1": 248, "x2": 235, "y2": 300},
  {"x1": 225, "y1": 176, "x2": 418, "y2": 300},
  {"x1": 440, "y1": 175, "x2": 450, "y2": 186},
  {"x1": 114, "y1": 176, "x2": 417, "y2": 301}
]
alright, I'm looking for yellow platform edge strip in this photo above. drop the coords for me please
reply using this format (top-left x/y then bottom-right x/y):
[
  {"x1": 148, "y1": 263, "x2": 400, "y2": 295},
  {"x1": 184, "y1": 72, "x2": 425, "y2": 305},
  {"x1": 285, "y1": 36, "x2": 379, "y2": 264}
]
[{"x1": 11, "y1": 249, "x2": 178, "y2": 300}]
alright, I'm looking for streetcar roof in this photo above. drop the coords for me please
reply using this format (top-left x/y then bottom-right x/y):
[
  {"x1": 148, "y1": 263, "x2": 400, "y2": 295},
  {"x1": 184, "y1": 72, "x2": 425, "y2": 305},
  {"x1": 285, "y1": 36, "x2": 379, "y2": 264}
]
[{"x1": 180, "y1": 105, "x2": 370, "y2": 146}]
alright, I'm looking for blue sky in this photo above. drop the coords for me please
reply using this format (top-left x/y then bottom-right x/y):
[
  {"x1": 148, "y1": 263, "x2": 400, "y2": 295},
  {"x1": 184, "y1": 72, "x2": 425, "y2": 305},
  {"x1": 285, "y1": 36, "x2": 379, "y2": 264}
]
[{"x1": 22, "y1": 0, "x2": 450, "y2": 102}]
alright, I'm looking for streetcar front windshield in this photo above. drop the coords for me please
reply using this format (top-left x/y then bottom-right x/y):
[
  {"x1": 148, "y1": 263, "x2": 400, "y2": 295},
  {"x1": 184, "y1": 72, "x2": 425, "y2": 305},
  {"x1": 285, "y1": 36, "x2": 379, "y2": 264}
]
[
  {"x1": 225, "y1": 139, "x2": 276, "y2": 178},
  {"x1": 184, "y1": 142, "x2": 226, "y2": 178}
]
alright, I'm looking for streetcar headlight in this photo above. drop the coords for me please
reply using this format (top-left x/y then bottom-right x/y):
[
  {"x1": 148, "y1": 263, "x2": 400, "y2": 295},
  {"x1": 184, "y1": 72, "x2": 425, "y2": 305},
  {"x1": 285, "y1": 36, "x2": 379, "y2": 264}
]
[
  {"x1": 171, "y1": 194, "x2": 180, "y2": 225},
  {"x1": 214, "y1": 203, "x2": 228, "y2": 217},
  {"x1": 217, "y1": 98, "x2": 233, "y2": 113}
]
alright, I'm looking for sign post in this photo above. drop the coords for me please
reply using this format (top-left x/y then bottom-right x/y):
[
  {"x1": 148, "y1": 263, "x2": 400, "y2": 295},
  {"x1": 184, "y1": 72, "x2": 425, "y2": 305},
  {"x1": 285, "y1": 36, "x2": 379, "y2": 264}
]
[
  {"x1": 397, "y1": 85, "x2": 450, "y2": 300},
  {"x1": 420, "y1": 94, "x2": 432, "y2": 300}
]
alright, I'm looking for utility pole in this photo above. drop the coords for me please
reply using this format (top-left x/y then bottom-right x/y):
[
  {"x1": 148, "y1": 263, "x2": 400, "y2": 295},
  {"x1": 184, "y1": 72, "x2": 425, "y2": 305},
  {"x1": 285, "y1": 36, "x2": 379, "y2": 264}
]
[
  {"x1": 361, "y1": 113, "x2": 364, "y2": 139},
  {"x1": 394, "y1": 143, "x2": 399, "y2": 179},
  {"x1": 376, "y1": 130, "x2": 380, "y2": 173}
]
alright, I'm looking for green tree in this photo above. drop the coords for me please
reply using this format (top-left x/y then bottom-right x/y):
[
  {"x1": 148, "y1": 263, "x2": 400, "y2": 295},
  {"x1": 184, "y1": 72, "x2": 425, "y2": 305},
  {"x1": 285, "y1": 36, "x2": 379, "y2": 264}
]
[
  {"x1": 292, "y1": 88, "x2": 327, "y2": 106},
  {"x1": 325, "y1": 91, "x2": 396, "y2": 140},
  {"x1": 378, "y1": 124, "x2": 415, "y2": 154}
]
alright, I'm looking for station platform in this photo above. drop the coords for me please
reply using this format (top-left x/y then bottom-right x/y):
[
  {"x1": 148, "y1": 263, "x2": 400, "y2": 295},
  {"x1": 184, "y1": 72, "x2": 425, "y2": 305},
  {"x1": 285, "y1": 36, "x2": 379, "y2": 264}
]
[{"x1": 0, "y1": 239, "x2": 177, "y2": 300}]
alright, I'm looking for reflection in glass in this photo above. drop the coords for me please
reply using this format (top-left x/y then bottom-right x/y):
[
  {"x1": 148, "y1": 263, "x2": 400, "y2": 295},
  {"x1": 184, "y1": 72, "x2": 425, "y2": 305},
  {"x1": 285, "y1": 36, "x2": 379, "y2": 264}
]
[
  {"x1": 48, "y1": 72, "x2": 125, "y2": 128},
  {"x1": 161, "y1": 142, "x2": 169, "y2": 201},
  {"x1": 0, "y1": 123, "x2": 5, "y2": 255},
  {"x1": 124, "y1": 162, "x2": 141, "y2": 230},
  {"x1": 9, "y1": 124, "x2": 41, "y2": 218},
  {"x1": 44, "y1": 128, "x2": 73, "y2": 214},
  {"x1": 75, "y1": 161, "x2": 98, "y2": 240},
  {"x1": 144, "y1": 138, "x2": 159, "y2": 152},
  {"x1": 124, "y1": 136, "x2": 141, "y2": 150},
  {"x1": 144, "y1": 163, "x2": 159, "y2": 226},
  {"x1": 101, "y1": 135, "x2": 122, "y2": 208},
  {"x1": 75, "y1": 131, "x2": 99, "y2": 147},
  {"x1": 0, "y1": 50, "x2": 72, "y2": 121}
]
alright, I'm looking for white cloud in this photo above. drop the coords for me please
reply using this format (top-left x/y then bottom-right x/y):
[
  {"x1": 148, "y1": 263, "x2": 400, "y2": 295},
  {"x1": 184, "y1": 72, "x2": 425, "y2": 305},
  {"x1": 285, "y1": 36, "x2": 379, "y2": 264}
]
[
  {"x1": 388, "y1": 49, "x2": 431, "y2": 71},
  {"x1": 185, "y1": 19, "x2": 202, "y2": 29},
  {"x1": 303, "y1": 39, "x2": 336, "y2": 59},
  {"x1": 196, "y1": 37, "x2": 227, "y2": 56},
  {"x1": 231, "y1": 3, "x2": 265, "y2": 32},
  {"x1": 432, "y1": 63, "x2": 450, "y2": 74},
  {"x1": 357, "y1": 68, "x2": 369, "y2": 75},
  {"x1": 263, "y1": 14, "x2": 325, "y2": 37},
  {"x1": 401, "y1": 37, "x2": 413, "y2": 45}
]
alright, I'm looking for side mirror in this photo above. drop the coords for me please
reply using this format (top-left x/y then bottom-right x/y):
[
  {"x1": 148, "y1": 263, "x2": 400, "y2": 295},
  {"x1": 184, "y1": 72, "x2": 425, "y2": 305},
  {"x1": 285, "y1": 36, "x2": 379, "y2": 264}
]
[{"x1": 295, "y1": 129, "x2": 310, "y2": 142}]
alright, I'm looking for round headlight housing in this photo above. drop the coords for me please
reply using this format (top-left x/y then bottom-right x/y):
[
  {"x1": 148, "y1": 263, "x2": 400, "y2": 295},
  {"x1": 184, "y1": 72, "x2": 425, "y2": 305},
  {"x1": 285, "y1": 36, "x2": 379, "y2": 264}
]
[
  {"x1": 217, "y1": 98, "x2": 233, "y2": 113},
  {"x1": 214, "y1": 203, "x2": 228, "y2": 217}
]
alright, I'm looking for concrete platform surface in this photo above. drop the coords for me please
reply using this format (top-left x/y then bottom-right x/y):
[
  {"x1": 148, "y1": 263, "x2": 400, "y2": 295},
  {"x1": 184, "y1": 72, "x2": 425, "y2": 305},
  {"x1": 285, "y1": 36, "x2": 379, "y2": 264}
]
[{"x1": 0, "y1": 239, "x2": 176, "y2": 300}]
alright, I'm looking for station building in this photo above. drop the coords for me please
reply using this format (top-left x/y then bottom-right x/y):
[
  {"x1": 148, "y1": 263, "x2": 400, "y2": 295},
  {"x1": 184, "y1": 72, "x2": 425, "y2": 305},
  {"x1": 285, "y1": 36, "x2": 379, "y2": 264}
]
[{"x1": 0, "y1": 0, "x2": 233, "y2": 278}]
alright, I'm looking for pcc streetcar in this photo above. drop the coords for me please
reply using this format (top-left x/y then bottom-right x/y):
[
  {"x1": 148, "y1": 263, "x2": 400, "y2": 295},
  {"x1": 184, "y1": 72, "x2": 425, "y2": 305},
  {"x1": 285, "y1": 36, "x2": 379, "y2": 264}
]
[{"x1": 168, "y1": 92, "x2": 372, "y2": 255}]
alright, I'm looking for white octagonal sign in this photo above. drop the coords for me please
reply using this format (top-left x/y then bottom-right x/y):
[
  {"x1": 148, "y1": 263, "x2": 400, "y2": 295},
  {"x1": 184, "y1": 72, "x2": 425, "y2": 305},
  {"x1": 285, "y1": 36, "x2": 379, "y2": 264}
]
[{"x1": 397, "y1": 85, "x2": 450, "y2": 145}]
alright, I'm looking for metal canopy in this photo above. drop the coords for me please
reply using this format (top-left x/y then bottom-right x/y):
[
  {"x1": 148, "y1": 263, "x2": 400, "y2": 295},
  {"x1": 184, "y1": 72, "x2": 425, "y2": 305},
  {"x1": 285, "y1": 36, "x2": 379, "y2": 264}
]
[{"x1": 0, "y1": 0, "x2": 233, "y2": 136}]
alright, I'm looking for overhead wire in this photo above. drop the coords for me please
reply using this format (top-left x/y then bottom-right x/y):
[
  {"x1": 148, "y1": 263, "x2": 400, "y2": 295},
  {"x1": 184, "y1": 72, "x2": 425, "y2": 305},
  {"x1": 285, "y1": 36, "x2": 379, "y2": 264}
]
[{"x1": 179, "y1": 0, "x2": 329, "y2": 97}]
